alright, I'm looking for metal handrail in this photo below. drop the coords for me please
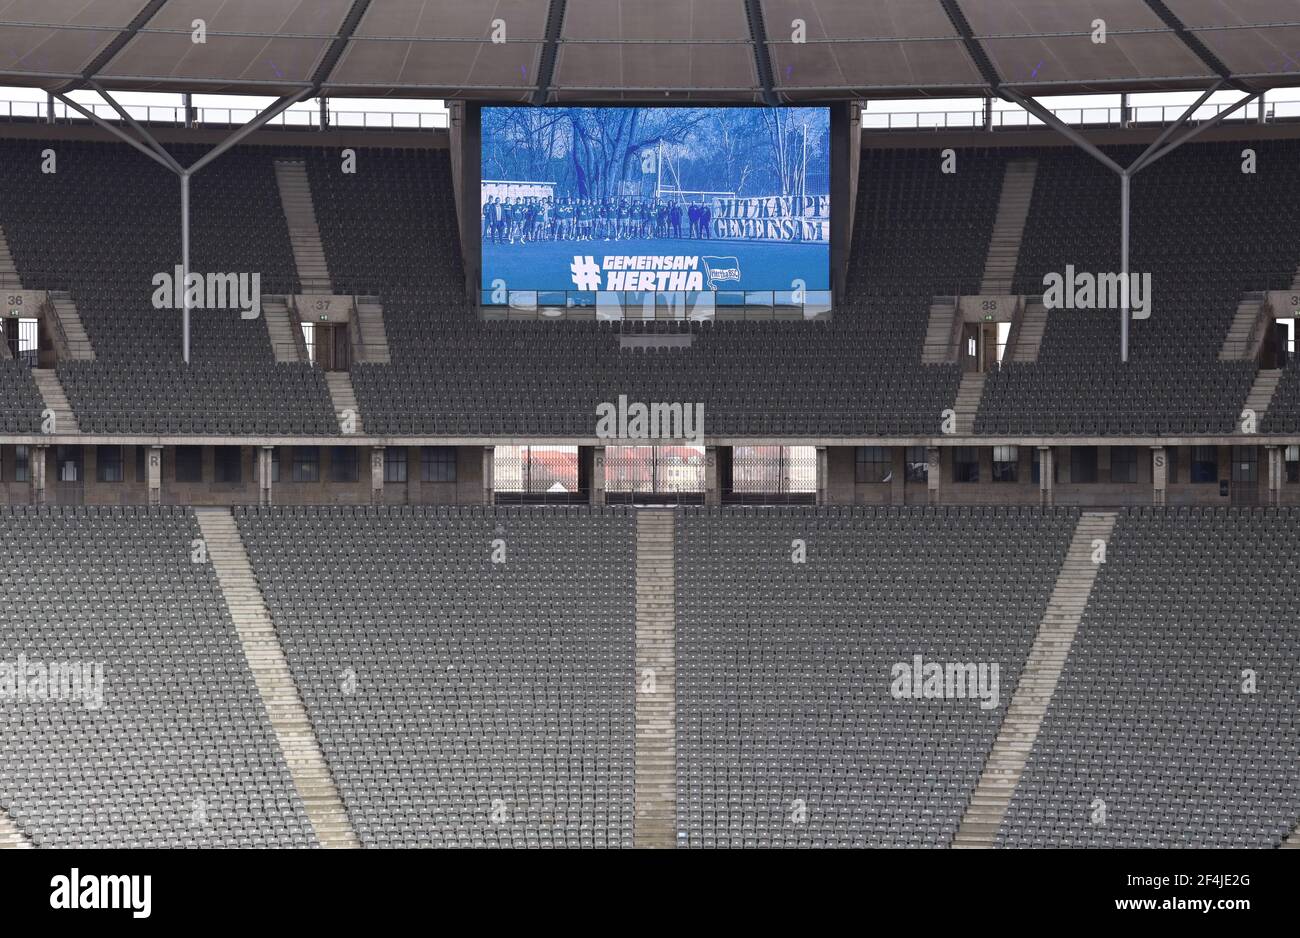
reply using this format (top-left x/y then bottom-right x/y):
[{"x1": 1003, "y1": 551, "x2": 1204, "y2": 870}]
[{"x1": 0, "y1": 97, "x2": 450, "y2": 131}]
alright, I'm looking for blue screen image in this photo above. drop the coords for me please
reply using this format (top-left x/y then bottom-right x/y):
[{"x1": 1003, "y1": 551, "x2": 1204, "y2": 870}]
[{"x1": 480, "y1": 106, "x2": 830, "y2": 298}]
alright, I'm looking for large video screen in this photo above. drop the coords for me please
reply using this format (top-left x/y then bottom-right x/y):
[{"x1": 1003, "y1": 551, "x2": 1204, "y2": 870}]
[{"x1": 480, "y1": 106, "x2": 830, "y2": 306}]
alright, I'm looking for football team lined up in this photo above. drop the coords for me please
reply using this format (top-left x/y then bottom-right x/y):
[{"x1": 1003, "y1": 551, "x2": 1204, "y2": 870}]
[{"x1": 482, "y1": 196, "x2": 715, "y2": 244}]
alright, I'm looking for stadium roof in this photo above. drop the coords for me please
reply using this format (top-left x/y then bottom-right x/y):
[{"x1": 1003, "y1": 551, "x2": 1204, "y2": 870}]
[{"x1": 0, "y1": 0, "x2": 1298, "y2": 104}]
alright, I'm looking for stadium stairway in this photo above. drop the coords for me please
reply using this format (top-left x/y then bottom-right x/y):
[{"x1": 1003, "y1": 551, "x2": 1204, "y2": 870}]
[
  {"x1": 263, "y1": 296, "x2": 306, "y2": 363},
  {"x1": 274, "y1": 160, "x2": 332, "y2": 293},
  {"x1": 1009, "y1": 298, "x2": 1048, "y2": 363},
  {"x1": 980, "y1": 159, "x2": 1038, "y2": 295},
  {"x1": 952, "y1": 511, "x2": 1117, "y2": 848},
  {"x1": 0, "y1": 808, "x2": 33, "y2": 848},
  {"x1": 953, "y1": 372, "x2": 986, "y2": 434},
  {"x1": 0, "y1": 223, "x2": 19, "y2": 285},
  {"x1": 31, "y1": 368, "x2": 78, "y2": 433},
  {"x1": 354, "y1": 296, "x2": 391, "y2": 364},
  {"x1": 325, "y1": 371, "x2": 362, "y2": 433},
  {"x1": 1243, "y1": 369, "x2": 1283, "y2": 426},
  {"x1": 49, "y1": 291, "x2": 94, "y2": 361},
  {"x1": 1283, "y1": 823, "x2": 1300, "y2": 848},
  {"x1": 193, "y1": 509, "x2": 360, "y2": 849},
  {"x1": 921, "y1": 297, "x2": 959, "y2": 363},
  {"x1": 634, "y1": 509, "x2": 676, "y2": 848},
  {"x1": 1219, "y1": 293, "x2": 1270, "y2": 361}
]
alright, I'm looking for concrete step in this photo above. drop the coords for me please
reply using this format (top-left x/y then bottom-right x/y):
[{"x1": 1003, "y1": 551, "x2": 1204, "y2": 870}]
[
  {"x1": 951, "y1": 511, "x2": 1116, "y2": 848},
  {"x1": 634, "y1": 508, "x2": 676, "y2": 848},
  {"x1": 193, "y1": 508, "x2": 359, "y2": 849}
]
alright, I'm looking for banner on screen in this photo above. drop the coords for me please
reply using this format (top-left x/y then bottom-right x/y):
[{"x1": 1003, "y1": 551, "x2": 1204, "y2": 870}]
[{"x1": 480, "y1": 106, "x2": 830, "y2": 297}]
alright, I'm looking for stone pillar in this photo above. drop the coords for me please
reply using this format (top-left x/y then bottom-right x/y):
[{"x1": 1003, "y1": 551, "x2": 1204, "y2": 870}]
[
  {"x1": 926, "y1": 446, "x2": 941, "y2": 506},
  {"x1": 1151, "y1": 445, "x2": 1167, "y2": 507},
  {"x1": 32, "y1": 444, "x2": 47, "y2": 506},
  {"x1": 1038, "y1": 446, "x2": 1054, "y2": 507},
  {"x1": 148, "y1": 445, "x2": 163, "y2": 506},
  {"x1": 1266, "y1": 445, "x2": 1282, "y2": 507},
  {"x1": 590, "y1": 446, "x2": 606, "y2": 506},
  {"x1": 482, "y1": 446, "x2": 495, "y2": 506},
  {"x1": 370, "y1": 446, "x2": 385, "y2": 505},
  {"x1": 815, "y1": 446, "x2": 828, "y2": 506},
  {"x1": 890, "y1": 447, "x2": 906, "y2": 506},
  {"x1": 705, "y1": 446, "x2": 720, "y2": 507}
]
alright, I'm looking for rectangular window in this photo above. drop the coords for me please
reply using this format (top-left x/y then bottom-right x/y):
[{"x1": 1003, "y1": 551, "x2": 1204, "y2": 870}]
[
  {"x1": 15, "y1": 445, "x2": 30, "y2": 482},
  {"x1": 1191, "y1": 446, "x2": 1218, "y2": 483},
  {"x1": 96, "y1": 445, "x2": 123, "y2": 482},
  {"x1": 175, "y1": 446, "x2": 203, "y2": 483},
  {"x1": 56, "y1": 446, "x2": 82, "y2": 483},
  {"x1": 384, "y1": 447, "x2": 408, "y2": 483},
  {"x1": 292, "y1": 446, "x2": 320, "y2": 483},
  {"x1": 1110, "y1": 446, "x2": 1137, "y2": 484},
  {"x1": 992, "y1": 445, "x2": 1018, "y2": 483},
  {"x1": 331, "y1": 446, "x2": 359, "y2": 483},
  {"x1": 421, "y1": 446, "x2": 457, "y2": 483},
  {"x1": 904, "y1": 446, "x2": 928, "y2": 482},
  {"x1": 953, "y1": 447, "x2": 979, "y2": 483},
  {"x1": 855, "y1": 446, "x2": 891, "y2": 484},
  {"x1": 1070, "y1": 447, "x2": 1098, "y2": 484},
  {"x1": 1231, "y1": 446, "x2": 1258, "y2": 484},
  {"x1": 215, "y1": 446, "x2": 242, "y2": 484}
]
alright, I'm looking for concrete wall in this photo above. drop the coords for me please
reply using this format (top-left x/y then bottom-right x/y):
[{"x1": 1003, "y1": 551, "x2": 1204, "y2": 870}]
[{"x1": 0, "y1": 444, "x2": 488, "y2": 507}]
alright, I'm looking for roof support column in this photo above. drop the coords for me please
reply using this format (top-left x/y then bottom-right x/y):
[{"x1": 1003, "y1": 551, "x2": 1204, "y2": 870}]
[
  {"x1": 54, "y1": 87, "x2": 311, "y2": 364},
  {"x1": 1003, "y1": 85, "x2": 1258, "y2": 363}
]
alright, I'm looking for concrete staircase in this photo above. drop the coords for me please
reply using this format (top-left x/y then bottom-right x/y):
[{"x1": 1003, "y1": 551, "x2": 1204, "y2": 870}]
[
  {"x1": 325, "y1": 371, "x2": 362, "y2": 434},
  {"x1": 1283, "y1": 822, "x2": 1300, "y2": 848},
  {"x1": 274, "y1": 160, "x2": 332, "y2": 294},
  {"x1": 31, "y1": 368, "x2": 78, "y2": 433},
  {"x1": 952, "y1": 511, "x2": 1117, "y2": 848},
  {"x1": 48, "y1": 292, "x2": 94, "y2": 361},
  {"x1": 0, "y1": 808, "x2": 32, "y2": 848},
  {"x1": 263, "y1": 296, "x2": 304, "y2": 363},
  {"x1": 1243, "y1": 369, "x2": 1283, "y2": 426},
  {"x1": 0, "y1": 223, "x2": 19, "y2": 287},
  {"x1": 193, "y1": 509, "x2": 359, "y2": 849},
  {"x1": 355, "y1": 296, "x2": 391, "y2": 364},
  {"x1": 952, "y1": 372, "x2": 986, "y2": 434},
  {"x1": 921, "y1": 296, "x2": 959, "y2": 364},
  {"x1": 980, "y1": 159, "x2": 1038, "y2": 294},
  {"x1": 1010, "y1": 299, "x2": 1047, "y2": 363},
  {"x1": 1219, "y1": 292, "x2": 1269, "y2": 361},
  {"x1": 634, "y1": 509, "x2": 676, "y2": 848}
]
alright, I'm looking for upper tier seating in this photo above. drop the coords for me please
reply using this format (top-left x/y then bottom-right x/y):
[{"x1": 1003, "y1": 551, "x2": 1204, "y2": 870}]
[
  {"x1": 977, "y1": 141, "x2": 1300, "y2": 435},
  {"x1": 310, "y1": 146, "x2": 1003, "y2": 437},
  {"x1": 0, "y1": 139, "x2": 337, "y2": 435},
  {"x1": 0, "y1": 506, "x2": 317, "y2": 847}
]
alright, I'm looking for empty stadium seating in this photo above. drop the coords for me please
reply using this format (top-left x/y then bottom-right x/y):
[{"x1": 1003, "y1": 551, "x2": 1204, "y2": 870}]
[
  {"x1": 234, "y1": 506, "x2": 637, "y2": 848},
  {"x1": 998, "y1": 507, "x2": 1300, "y2": 847},
  {"x1": 673, "y1": 505, "x2": 1080, "y2": 847},
  {"x1": 0, "y1": 506, "x2": 317, "y2": 847},
  {"x1": 978, "y1": 141, "x2": 1300, "y2": 435},
  {"x1": 0, "y1": 139, "x2": 337, "y2": 435}
]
